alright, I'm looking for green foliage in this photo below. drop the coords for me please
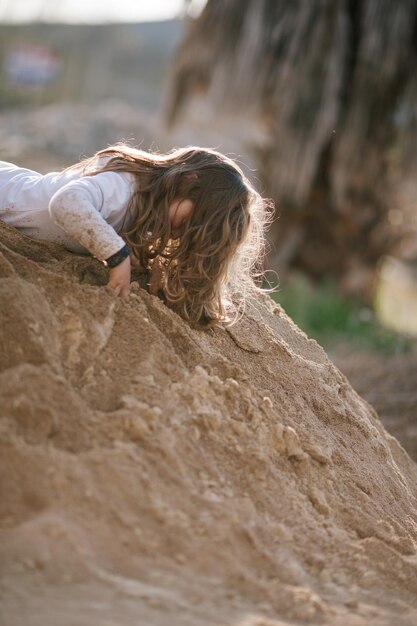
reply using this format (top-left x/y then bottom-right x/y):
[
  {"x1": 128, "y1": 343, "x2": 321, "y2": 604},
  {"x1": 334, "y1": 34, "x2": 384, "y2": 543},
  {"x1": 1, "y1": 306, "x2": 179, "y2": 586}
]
[{"x1": 272, "y1": 274, "x2": 412, "y2": 355}]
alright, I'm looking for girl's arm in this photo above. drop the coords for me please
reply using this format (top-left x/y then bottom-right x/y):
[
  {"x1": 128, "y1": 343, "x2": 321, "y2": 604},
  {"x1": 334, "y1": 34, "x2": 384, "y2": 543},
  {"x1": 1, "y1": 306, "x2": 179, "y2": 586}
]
[
  {"x1": 49, "y1": 173, "x2": 129, "y2": 259},
  {"x1": 49, "y1": 172, "x2": 133, "y2": 296}
]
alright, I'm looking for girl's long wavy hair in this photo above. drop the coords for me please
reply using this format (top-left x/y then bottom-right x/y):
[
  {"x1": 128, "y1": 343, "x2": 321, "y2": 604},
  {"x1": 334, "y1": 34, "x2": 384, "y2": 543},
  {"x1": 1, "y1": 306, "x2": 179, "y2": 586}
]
[{"x1": 71, "y1": 144, "x2": 273, "y2": 327}]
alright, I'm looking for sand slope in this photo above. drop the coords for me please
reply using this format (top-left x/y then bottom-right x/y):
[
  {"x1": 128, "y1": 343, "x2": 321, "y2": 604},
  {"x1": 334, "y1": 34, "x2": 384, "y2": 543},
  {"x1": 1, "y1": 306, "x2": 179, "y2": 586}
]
[
  {"x1": 332, "y1": 349, "x2": 417, "y2": 463},
  {"x1": 1, "y1": 220, "x2": 417, "y2": 626}
]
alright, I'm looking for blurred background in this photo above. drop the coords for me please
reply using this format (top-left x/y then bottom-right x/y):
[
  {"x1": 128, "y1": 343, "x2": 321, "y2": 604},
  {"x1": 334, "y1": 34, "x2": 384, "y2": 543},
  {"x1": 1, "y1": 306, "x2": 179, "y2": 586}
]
[{"x1": 1, "y1": 0, "x2": 416, "y2": 452}]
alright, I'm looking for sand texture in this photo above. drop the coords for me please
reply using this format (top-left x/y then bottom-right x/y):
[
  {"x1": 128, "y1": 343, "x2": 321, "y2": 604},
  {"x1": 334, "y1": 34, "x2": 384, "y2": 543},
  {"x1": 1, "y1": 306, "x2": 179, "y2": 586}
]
[
  {"x1": 1, "y1": 220, "x2": 417, "y2": 626},
  {"x1": 332, "y1": 349, "x2": 417, "y2": 464}
]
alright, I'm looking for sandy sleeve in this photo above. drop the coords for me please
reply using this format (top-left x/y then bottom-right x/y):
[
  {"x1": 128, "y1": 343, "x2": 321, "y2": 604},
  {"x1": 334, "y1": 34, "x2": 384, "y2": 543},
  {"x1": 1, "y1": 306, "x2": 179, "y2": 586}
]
[{"x1": 49, "y1": 178, "x2": 126, "y2": 260}]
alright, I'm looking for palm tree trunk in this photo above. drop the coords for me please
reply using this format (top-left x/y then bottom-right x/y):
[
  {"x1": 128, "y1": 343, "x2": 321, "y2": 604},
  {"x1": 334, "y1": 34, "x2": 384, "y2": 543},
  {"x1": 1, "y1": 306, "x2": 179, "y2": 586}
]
[{"x1": 167, "y1": 0, "x2": 417, "y2": 297}]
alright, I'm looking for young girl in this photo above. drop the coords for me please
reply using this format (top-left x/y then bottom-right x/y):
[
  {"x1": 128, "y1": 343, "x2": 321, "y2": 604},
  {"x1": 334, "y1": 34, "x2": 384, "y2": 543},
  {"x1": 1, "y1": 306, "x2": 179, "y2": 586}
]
[{"x1": 0, "y1": 145, "x2": 272, "y2": 327}]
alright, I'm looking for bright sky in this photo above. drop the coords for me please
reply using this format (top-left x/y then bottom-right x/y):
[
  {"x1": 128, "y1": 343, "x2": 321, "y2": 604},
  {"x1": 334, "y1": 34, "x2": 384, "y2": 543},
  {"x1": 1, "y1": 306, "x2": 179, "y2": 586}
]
[{"x1": 0, "y1": 0, "x2": 206, "y2": 23}]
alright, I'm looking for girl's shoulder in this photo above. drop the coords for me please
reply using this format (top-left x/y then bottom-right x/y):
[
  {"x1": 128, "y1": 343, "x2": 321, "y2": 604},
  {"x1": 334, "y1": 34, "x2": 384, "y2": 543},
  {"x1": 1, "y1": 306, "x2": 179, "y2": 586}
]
[
  {"x1": 89, "y1": 169, "x2": 136, "y2": 197},
  {"x1": 84, "y1": 154, "x2": 112, "y2": 174},
  {"x1": 60, "y1": 158, "x2": 135, "y2": 188}
]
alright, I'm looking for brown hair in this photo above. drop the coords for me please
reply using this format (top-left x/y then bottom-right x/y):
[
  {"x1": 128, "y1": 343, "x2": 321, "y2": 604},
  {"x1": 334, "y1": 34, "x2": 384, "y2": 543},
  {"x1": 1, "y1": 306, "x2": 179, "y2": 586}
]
[{"x1": 73, "y1": 144, "x2": 273, "y2": 327}]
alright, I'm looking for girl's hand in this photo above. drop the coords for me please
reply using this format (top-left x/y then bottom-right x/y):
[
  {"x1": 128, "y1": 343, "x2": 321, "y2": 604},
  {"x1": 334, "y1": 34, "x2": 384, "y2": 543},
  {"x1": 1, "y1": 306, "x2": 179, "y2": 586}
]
[{"x1": 107, "y1": 255, "x2": 131, "y2": 298}]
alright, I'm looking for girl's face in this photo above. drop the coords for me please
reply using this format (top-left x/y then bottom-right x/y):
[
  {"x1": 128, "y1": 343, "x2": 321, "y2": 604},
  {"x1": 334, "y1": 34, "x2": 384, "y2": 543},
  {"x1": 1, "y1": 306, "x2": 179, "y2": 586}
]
[{"x1": 168, "y1": 198, "x2": 193, "y2": 238}]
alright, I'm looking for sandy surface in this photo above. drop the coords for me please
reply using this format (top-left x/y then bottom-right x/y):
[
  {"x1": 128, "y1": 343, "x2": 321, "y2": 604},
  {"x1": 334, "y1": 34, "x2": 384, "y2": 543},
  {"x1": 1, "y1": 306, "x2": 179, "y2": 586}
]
[
  {"x1": 1, "y1": 220, "x2": 417, "y2": 626},
  {"x1": 332, "y1": 348, "x2": 417, "y2": 463}
]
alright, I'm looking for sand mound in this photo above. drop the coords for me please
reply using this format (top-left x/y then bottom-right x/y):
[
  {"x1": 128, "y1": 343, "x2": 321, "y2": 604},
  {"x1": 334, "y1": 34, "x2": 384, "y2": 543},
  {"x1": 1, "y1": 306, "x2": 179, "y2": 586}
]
[
  {"x1": 332, "y1": 349, "x2": 417, "y2": 464},
  {"x1": 1, "y1": 220, "x2": 417, "y2": 626}
]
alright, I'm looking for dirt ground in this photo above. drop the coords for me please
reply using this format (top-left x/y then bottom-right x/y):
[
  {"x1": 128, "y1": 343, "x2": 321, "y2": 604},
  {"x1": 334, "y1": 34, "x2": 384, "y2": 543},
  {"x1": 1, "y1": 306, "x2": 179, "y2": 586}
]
[
  {"x1": 332, "y1": 347, "x2": 417, "y2": 463},
  {"x1": 1, "y1": 221, "x2": 417, "y2": 626}
]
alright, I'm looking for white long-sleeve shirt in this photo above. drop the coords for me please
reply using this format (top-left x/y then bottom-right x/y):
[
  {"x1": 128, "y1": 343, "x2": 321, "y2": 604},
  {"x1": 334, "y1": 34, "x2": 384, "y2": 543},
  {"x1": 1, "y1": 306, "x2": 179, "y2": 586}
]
[{"x1": 0, "y1": 160, "x2": 136, "y2": 260}]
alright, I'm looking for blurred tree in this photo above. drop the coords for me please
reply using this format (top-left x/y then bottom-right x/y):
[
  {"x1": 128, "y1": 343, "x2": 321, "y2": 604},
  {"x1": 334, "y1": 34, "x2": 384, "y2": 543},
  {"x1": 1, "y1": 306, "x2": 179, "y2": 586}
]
[{"x1": 167, "y1": 0, "x2": 417, "y2": 296}]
